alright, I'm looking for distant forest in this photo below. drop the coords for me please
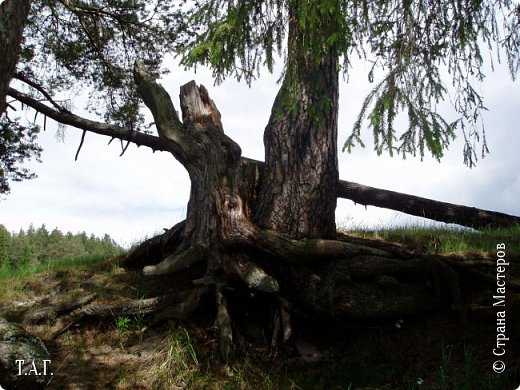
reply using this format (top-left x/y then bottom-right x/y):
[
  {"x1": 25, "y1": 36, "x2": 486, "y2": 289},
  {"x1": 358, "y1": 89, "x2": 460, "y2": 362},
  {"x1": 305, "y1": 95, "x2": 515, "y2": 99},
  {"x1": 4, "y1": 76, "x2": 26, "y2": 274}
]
[{"x1": 0, "y1": 224, "x2": 122, "y2": 269}]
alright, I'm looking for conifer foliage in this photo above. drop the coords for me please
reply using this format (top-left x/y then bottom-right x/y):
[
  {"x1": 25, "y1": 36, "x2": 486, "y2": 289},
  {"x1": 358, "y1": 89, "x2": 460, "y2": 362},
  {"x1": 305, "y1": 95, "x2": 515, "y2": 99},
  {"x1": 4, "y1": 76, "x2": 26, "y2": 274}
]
[
  {"x1": 0, "y1": 223, "x2": 121, "y2": 271},
  {"x1": 177, "y1": 0, "x2": 520, "y2": 167}
]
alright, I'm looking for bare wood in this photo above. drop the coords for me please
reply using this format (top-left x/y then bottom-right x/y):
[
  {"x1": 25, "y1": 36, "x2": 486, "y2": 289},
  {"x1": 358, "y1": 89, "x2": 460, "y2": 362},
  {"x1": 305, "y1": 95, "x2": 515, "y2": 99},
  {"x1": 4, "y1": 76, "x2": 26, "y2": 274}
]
[
  {"x1": 9, "y1": 82, "x2": 520, "y2": 230},
  {"x1": 179, "y1": 81, "x2": 223, "y2": 130},
  {"x1": 23, "y1": 293, "x2": 97, "y2": 325},
  {"x1": 142, "y1": 245, "x2": 207, "y2": 276},
  {"x1": 279, "y1": 297, "x2": 292, "y2": 342},
  {"x1": 224, "y1": 256, "x2": 280, "y2": 293},
  {"x1": 216, "y1": 289, "x2": 233, "y2": 361}
]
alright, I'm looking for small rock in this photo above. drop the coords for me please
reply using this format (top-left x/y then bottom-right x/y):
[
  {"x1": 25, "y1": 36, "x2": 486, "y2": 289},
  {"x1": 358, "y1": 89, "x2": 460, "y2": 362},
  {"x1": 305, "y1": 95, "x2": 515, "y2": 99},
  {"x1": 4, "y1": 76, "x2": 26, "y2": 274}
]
[{"x1": 0, "y1": 317, "x2": 51, "y2": 389}]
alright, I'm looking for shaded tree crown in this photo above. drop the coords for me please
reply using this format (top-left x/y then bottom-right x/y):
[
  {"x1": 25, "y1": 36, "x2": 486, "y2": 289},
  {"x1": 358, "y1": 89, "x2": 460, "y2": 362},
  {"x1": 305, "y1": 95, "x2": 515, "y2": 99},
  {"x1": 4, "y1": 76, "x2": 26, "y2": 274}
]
[
  {"x1": 1, "y1": 0, "x2": 183, "y2": 193},
  {"x1": 177, "y1": 0, "x2": 520, "y2": 166}
]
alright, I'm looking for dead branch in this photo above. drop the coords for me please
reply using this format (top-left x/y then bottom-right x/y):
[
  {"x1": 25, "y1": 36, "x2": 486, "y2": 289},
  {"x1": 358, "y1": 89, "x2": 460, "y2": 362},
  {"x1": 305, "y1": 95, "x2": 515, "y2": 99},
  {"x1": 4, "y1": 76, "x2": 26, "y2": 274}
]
[
  {"x1": 15, "y1": 72, "x2": 68, "y2": 112},
  {"x1": 75, "y1": 130, "x2": 86, "y2": 161},
  {"x1": 23, "y1": 293, "x2": 97, "y2": 325},
  {"x1": 337, "y1": 179, "x2": 520, "y2": 229},
  {"x1": 7, "y1": 87, "x2": 170, "y2": 152}
]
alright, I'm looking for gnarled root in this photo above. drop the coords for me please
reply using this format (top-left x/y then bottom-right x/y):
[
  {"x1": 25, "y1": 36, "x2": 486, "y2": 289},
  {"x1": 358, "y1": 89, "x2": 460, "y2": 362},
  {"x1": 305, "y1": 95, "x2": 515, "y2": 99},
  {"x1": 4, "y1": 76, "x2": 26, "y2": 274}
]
[
  {"x1": 118, "y1": 214, "x2": 519, "y2": 361},
  {"x1": 143, "y1": 245, "x2": 207, "y2": 276},
  {"x1": 50, "y1": 288, "x2": 206, "y2": 340},
  {"x1": 215, "y1": 289, "x2": 233, "y2": 361},
  {"x1": 23, "y1": 293, "x2": 97, "y2": 325},
  {"x1": 121, "y1": 220, "x2": 186, "y2": 270}
]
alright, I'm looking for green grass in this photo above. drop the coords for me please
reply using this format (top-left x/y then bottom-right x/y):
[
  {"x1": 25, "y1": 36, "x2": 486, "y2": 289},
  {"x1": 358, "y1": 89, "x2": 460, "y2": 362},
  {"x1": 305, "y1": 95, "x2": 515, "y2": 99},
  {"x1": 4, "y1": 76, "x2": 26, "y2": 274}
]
[
  {"x1": 2, "y1": 226, "x2": 518, "y2": 389},
  {"x1": 345, "y1": 224, "x2": 520, "y2": 255},
  {"x1": 142, "y1": 327, "x2": 516, "y2": 390},
  {"x1": 0, "y1": 254, "x2": 110, "y2": 281}
]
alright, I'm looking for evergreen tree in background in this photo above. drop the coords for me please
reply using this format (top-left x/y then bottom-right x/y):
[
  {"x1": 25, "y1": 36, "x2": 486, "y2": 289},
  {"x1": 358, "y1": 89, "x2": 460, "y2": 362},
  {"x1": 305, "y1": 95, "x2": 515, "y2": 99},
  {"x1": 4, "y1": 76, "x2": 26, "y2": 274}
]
[
  {"x1": 0, "y1": 224, "x2": 122, "y2": 270},
  {"x1": 1, "y1": 0, "x2": 519, "y2": 360},
  {"x1": 0, "y1": 224, "x2": 10, "y2": 268}
]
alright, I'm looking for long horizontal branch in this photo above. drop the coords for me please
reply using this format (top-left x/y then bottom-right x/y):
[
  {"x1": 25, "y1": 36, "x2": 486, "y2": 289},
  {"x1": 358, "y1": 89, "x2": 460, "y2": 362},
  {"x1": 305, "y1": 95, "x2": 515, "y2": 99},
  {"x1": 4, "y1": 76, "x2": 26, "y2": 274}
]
[
  {"x1": 7, "y1": 87, "x2": 170, "y2": 152},
  {"x1": 238, "y1": 158, "x2": 519, "y2": 230},
  {"x1": 8, "y1": 87, "x2": 519, "y2": 229},
  {"x1": 337, "y1": 180, "x2": 520, "y2": 229},
  {"x1": 14, "y1": 72, "x2": 66, "y2": 112}
]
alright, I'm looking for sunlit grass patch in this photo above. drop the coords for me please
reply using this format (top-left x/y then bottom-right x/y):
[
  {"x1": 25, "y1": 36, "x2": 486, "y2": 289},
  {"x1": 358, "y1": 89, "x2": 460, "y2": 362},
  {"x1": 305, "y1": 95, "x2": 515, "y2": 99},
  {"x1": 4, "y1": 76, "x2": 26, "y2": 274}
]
[
  {"x1": 0, "y1": 254, "x2": 113, "y2": 281},
  {"x1": 344, "y1": 223, "x2": 520, "y2": 255}
]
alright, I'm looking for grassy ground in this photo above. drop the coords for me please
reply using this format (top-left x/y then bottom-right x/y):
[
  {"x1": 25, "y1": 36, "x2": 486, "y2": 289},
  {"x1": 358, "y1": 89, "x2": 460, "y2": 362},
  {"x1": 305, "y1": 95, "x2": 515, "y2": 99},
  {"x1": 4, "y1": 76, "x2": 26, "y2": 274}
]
[
  {"x1": 0, "y1": 254, "x2": 109, "y2": 304},
  {"x1": 344, "y1": 224, "x2": 520, "y2": 255},
  {"x1": 0, "y1": 254, "x2": 109, "y2": 280},
  {"x1": 0, "y1": 226, "x2": 519, "y2": 389}
]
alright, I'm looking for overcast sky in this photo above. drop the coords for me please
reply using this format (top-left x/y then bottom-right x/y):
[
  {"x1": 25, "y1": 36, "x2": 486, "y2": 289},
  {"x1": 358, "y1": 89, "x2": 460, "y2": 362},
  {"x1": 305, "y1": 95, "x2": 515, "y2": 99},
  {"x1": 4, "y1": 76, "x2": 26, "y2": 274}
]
[{"x1": 1, "y1": 57, "x2": 519, "y2": 247}]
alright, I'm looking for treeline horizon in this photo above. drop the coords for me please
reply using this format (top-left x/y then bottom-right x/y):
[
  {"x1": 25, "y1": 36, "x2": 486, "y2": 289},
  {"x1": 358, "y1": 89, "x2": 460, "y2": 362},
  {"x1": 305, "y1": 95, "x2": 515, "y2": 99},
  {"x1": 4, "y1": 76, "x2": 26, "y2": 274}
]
[{"x1": 0, "y1": 223, "x2": 122, "y2": 270}]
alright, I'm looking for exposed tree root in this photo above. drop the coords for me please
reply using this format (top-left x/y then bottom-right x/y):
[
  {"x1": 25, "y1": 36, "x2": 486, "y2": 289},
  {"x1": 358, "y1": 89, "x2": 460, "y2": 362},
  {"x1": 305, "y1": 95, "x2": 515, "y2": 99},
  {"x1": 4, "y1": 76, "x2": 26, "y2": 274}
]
[
  {"x1": 223, "y1": 256, "x2": 280, "y2": 293},
  {"x1": 142, "y1": 245, "x2": 207, "y2": 276},
  {"x1": 108, "y1": 66, "x2": 519, "y2": 360},
  {"x1": 121, "y1": 220, "x2": 186, "y2": 270},
  {"x1": 50, "y1": 288, "x2": 206, "y2": 340},
  {"x1": 215, "y1": 289, "x2": 233, "y2": 361},
  {"x1": 118, "y1": 225, "x2": 518, "y2": 361},
  {"x1": 23, "y1": 293, "x2": 97, "y2": 325}
]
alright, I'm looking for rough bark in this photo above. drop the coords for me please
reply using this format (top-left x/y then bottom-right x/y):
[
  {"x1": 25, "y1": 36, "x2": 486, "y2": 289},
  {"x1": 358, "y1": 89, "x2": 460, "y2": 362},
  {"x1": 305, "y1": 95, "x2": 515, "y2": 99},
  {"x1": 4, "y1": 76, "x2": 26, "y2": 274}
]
[
  {"x1": 132, "y1": 63, "x2": 259, "y2": 282},
  {"x1": 255, "y1": 4, "x2": 339, "y2": 239},
  {"x1": 338, "y1": 179, "x2": 520, "y2": 229},
  {"x1": 117, "y1": 60, "x2": 517, "y2": 352},
  {"x1": 9, "y1": 85, "x2": 520, "y2": 231},
  {"x1": 8, "y1": 64, "x2": 520, "y2": 360},
  {"x1": 51, "y1": 289, "x2": 205, "y2": 340},
  {"x1": 0, "y1": 0, "x2": 31, "y2": 115}
]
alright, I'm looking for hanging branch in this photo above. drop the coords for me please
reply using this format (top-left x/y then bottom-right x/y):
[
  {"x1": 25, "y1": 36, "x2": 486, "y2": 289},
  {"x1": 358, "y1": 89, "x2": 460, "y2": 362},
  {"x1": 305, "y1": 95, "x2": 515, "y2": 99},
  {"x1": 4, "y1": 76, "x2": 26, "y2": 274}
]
[
  {"x1": 75, "y1": 130, "x2": 86, "y2": 161},
  {"x1": 120, "y1": 140, "x2": 130, "y2": 156},
  {"x1": 15, "y1": 72, "x2": 69, "y2": 112}
]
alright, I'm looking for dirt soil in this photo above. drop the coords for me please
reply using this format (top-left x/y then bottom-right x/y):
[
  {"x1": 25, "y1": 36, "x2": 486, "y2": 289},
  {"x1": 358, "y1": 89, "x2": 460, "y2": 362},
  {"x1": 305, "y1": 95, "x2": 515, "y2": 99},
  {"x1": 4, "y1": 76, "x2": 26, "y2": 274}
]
[{"x1": 1, "y1": 257, "x2": 519, "y2": 389}]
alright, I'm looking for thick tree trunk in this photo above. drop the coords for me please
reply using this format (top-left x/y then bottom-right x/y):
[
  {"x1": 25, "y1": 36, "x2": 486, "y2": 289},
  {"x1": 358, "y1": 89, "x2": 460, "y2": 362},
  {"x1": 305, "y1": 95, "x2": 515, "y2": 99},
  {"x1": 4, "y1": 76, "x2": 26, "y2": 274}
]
[
  {"x1": 0, "y1": 0, "x2": 31, "y2": 115},
  {"x1": 9, "y1": 85, "x2": 520, "y2": 231},
  {"x1": 124, "y1": 64, "x2": 520, "y2": 361},
  {"x1": 255, "y1": 4, "x2": 339, "y2": 239}
]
